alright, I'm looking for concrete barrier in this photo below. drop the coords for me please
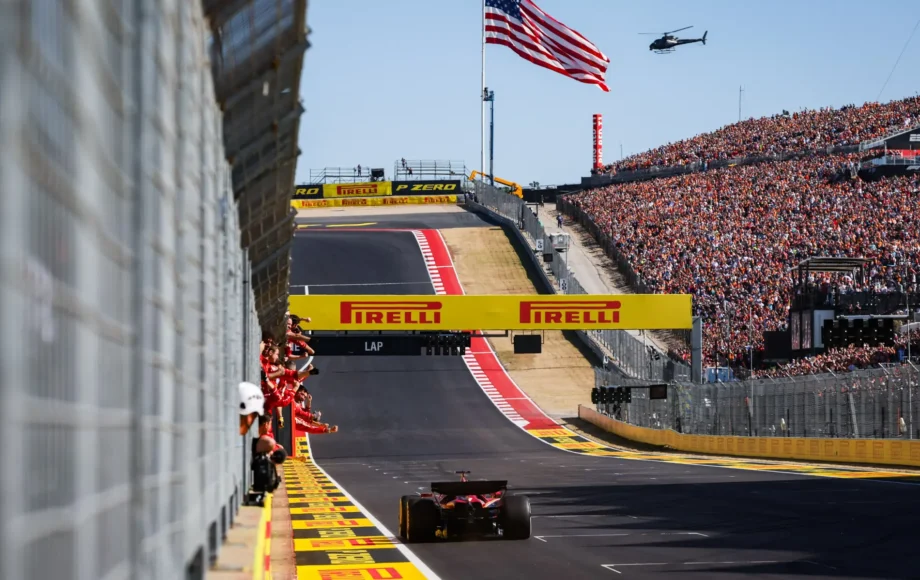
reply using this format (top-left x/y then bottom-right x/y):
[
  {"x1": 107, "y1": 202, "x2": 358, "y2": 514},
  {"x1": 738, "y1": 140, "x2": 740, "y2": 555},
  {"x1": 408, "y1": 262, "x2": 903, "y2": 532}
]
[
  {"x1": 579, "y1": 405, "x2": 920, "y2": 469},
  {"x1": 209, "y1": 494, "x2": 273, "y2": 579}
]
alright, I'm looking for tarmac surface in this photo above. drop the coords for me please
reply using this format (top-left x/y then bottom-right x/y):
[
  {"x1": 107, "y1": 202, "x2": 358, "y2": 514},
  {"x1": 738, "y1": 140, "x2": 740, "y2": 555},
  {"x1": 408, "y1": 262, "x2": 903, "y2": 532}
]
[
  {"x1": 294, "y1": 210, "x2": 493, "y2": 231},
  {"x1": 291, "y1": 223, "x2": 920, "y2": 580}
]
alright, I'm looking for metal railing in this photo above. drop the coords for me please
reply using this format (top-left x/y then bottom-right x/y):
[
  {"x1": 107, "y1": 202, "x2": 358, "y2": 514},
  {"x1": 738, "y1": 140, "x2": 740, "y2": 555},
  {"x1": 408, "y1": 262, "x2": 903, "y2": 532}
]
[
  {"x1": 0, "y1": 2, "x2": 262, "y2": 579},
  {"x1": 859, "y1": 122, "x2": 920, "y2": 151},
  {"x1": 864, "y1": 155, "x2": 920, "y2": 167},
  {"x1": 309, "y1": 167, "x2": 383, "y2": 184},
  {"x1": 468, "y1": 183, "x2": 691, "y2": 383},
  {"x1": 393, "y1": 159, "x2": 467, "y2": 181},
  {"x1": 600, "y1": 364, "x2": 920, "y2": 440}
]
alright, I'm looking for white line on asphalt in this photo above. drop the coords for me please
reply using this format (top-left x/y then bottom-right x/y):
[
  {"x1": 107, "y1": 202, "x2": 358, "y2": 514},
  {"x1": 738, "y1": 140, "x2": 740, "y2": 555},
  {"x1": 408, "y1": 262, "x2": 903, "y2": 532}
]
[
  {"x1": 535, "y1": 533, "x2": 630, "y2": 542},
  {"x1": 602, "y1": 561, "x2": 780, "y2": 574},
  {"x1": 535, "y1": 532, "x2": 709, "y2": 540},
  {"x1": 305, "y1": 435, "x2": 444, "y2": 580},
  {"x1": 290, "y1": 281, "x2": 431, "y2": 287}
]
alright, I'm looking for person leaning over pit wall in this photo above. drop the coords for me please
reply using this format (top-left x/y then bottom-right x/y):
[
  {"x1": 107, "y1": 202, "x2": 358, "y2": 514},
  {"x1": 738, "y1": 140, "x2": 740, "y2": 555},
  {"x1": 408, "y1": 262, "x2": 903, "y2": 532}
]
[
  {"x1": 294, "y1": 385, "x2": 320, "y2": 422},
  {"x1": 286, "y1": 314, "x2": 314, "y2": 358},
  {"x1": 239, "y1": 381, "x2": 286, "y2": 502},
  {"x1": 262, "y1": 359, "x2": 318, "y2": 432},
  {"x1": 239, "y1": 381, "x2": 286, "y2": 460},
  {"x1": 293, "y1": 385, "x2": 338, "y2": 434}
]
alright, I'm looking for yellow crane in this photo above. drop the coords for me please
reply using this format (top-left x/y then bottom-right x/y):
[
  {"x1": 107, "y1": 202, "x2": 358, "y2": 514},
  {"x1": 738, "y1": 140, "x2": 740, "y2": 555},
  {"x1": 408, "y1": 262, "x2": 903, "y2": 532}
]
[{"x1": 469, "y1": 171, "x2": 523, "y2": 198}]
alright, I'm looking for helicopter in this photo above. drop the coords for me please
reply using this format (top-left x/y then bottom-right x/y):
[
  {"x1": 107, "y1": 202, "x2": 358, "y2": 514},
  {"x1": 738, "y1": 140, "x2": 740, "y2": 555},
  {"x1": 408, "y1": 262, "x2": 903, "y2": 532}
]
[{"x1": 640, "y1": 26, "x2": 707, "y2": 53}]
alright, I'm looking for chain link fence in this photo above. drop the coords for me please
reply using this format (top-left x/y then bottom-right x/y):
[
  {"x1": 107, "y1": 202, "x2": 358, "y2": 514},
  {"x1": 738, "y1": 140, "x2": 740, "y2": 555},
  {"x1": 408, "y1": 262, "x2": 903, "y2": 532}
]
[
  {"x1": 469, "y1": 182, "x2": 690, "y2": 382},
  {"x1": 597, "y1": 364, "x2": 920, "y2": 439},
  {"x1": 1, "y1": 2, "x2": 262, "y2": 579}
]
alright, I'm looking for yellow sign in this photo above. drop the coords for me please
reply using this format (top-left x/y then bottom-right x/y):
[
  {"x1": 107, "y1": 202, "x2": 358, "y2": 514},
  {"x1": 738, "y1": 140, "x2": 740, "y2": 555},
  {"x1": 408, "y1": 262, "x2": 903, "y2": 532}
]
[
  {"x1": 323, "y1": 181, "x2": 392, "y2": 198},
  {"x1": 393, "y1": 181, "x2": 459, "y2": 193},
  {"x1": 293, "y1": 185, "x2": 323, "y2": 199},
  {"x1": 294, "y1": 537, "x2": 397, "y2": 551},
  {"x1": 292, "y1": 195, "x2": 456, "y2": 209},
  {"x1": 288, "y1": 294, "x2": 693, "y2": 330},
  {"x1": 297, "y1": 563, "x2": 429, "y2": 580}
]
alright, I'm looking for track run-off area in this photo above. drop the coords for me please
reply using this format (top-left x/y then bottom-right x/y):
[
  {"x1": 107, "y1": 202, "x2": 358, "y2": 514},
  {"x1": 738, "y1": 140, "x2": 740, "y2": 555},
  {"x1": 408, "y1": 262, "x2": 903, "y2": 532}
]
[{"x1": 285, "y1": 211, "x2": 920, "y2": 580}]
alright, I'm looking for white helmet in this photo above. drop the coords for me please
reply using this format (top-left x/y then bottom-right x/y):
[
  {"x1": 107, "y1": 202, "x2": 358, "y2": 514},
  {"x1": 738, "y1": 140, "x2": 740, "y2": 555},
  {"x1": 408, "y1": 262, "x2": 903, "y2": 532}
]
[{"x1": 239, "y1": 381, "x2": 265, "y2": 416}]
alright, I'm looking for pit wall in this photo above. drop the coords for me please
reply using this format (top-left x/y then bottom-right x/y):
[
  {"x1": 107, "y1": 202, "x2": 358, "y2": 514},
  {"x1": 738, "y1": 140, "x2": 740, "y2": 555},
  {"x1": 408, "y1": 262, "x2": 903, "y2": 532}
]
[{"x1": 579, "y1": 405, "x2": 920, "y2": 469}]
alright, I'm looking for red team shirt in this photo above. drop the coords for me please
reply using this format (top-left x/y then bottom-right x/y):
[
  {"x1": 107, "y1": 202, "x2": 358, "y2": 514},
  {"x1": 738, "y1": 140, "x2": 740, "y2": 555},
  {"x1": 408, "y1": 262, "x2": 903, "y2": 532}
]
[{"x1": 258, "y1": 330, "x2": 331, "y2": 436}]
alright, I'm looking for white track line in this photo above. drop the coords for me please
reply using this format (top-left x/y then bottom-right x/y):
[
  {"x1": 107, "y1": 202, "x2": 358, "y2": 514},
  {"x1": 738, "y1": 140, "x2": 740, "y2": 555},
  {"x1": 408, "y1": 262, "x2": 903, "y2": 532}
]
[{"x1": 302, "y1": 435, "x2": 443, "y2": 579}]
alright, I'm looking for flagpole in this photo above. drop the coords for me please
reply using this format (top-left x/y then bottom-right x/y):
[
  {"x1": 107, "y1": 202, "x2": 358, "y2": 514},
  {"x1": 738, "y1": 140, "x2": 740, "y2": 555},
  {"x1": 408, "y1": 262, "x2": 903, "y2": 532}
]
[{"x1": 481, "y1": 0, "x2": 486, "y2": 176}]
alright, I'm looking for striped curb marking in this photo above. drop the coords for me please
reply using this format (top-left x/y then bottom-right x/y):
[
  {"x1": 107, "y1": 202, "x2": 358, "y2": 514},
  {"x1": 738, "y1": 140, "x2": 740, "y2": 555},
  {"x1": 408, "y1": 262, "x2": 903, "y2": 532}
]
[
  {"x1": 411, "y1": 230, "x2": 528, "y2": 427},
  {"x1": 411, "y1": 230, "x2": 445, "y2": 295}
]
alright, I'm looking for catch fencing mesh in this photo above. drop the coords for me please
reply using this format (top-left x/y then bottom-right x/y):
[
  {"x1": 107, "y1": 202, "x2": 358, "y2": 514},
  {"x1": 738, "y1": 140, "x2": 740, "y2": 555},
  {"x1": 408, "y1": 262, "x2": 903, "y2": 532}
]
[{"x1": 0, "y1": 1, "x2": 261, "y2": 578}]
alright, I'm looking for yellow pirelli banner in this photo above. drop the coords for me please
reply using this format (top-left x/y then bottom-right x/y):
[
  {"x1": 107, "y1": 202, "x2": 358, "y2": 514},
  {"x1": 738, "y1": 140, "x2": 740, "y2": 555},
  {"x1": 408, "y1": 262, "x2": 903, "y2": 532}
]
[
  {"x1": 322, "y1": 181, "x2": 392, "y2": 198},
  {"x1": 292, "y1": 195, "x2": 456, "y2": 209},
  {"x1": 288, "y1": 294, "x2": 692, "y2": 330}
]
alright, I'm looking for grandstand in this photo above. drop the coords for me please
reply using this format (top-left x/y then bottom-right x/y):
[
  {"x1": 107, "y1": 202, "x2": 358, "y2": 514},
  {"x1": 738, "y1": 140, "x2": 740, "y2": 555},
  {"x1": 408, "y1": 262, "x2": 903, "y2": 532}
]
[{"x1": 559, "y1": 95, "x2": 920, "y2": 379}]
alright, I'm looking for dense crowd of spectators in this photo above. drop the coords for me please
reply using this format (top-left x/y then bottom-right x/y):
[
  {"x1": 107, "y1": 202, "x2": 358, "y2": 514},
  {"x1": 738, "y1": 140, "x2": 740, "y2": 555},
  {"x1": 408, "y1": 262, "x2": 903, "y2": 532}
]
[
  {"x1": 570, "y1": 155, "x2": 920, "y2": 376},
  {"x1": 602, "y1": 96, "x2": 920, "y2": 174},
  {"x1": 756, "y1": 342, "x2": 909, "y2": 378},
  {"x1": 236, "y1": 313, "x2": 336, "y2": 499}
]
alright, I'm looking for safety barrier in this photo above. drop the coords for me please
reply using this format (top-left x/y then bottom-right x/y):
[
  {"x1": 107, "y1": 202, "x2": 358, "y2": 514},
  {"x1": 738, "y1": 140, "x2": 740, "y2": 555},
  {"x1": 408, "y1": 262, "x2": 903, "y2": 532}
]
[
  {"x1": 0, "y1": 2, "x2": 265, "y2": 579},
  {"x1": 466, "y1": 183, "x2": 691, "y2": 382},
  {"x1": 579, "y1": 405, "x2": 920, "y2": 469},
  {"x1": 293, "y1": 180, "x2": 462, "y2": 201},
  {"x1": 608, "y1": 364, "x2": 920, "y2": 440},
  {"x1": 292, "y1": 194, "x2": 458, "y2": 209}
]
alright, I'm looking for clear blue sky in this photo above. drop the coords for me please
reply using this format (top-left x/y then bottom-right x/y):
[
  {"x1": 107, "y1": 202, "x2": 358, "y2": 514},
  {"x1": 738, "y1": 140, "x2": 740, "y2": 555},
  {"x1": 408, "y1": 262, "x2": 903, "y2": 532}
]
[{"x1": 294, "y1": 0, "x2": 920, "y2": 186}]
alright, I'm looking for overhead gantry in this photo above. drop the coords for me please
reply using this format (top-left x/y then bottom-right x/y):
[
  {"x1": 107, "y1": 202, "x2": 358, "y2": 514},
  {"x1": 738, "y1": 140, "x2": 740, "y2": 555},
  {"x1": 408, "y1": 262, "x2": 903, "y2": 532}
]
[{"x1": 287, "y1": 294, "x2": 694, "y2": 357}]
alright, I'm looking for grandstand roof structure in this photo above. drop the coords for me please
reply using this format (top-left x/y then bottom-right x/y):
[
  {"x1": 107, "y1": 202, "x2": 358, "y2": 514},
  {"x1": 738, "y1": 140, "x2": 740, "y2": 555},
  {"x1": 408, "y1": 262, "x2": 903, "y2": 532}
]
[
  {"x1": 790, "y1": 258, "x2": 871, "y2": 301},
  {"x1": 203, "y1": 0, "x2": 309, "y2": 335},
  {"x1": 793, "y1": 257, "x2": 871, "y2": 277}
]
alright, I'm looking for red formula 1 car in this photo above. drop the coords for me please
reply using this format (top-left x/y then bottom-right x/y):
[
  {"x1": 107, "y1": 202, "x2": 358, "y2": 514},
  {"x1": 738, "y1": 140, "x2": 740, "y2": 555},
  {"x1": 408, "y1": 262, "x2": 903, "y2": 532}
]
[{"x1": 398, "y1": 471, "x2": 531, "y2": 542}]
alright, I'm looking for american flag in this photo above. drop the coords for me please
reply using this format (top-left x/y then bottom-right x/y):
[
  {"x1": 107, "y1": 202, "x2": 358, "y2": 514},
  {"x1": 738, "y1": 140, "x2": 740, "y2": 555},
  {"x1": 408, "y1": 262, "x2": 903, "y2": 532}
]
[{"x1": 485, "y1": 0, "x2": 610, "y2": 91}]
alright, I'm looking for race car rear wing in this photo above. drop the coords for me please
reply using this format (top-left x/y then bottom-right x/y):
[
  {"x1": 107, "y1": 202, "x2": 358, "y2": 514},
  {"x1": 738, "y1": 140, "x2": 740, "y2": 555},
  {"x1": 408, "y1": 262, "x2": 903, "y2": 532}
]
[{"x1": 431, "y1": 480, "x2": 508, "y2": 497}]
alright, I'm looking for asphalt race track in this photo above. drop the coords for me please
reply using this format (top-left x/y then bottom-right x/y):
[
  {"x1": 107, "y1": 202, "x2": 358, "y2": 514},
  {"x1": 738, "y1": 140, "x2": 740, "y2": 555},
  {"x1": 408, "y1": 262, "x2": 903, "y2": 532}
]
[
  {"x1": 291, "y1": 220, "x2": 920, "y2": 580},
  {"x1": 294, "y1": 210, "x2": 492, "y2": 231}
]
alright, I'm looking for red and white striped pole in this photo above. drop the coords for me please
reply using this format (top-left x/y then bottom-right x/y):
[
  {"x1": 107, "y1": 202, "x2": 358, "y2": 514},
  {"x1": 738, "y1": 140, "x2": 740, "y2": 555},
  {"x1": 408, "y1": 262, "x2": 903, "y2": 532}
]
[{"x1": 592, "y1": 114, "x2": 603, "y2": 171}]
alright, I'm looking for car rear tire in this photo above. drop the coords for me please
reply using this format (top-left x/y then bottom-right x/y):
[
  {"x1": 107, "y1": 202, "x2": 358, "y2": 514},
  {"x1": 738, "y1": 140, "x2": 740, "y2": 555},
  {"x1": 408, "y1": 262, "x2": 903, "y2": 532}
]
[
  {"x1": 405, "y1": 498, "x2": 439, "y2": 542},
  {"x1": 501, "y1": 494, "x2": 531, "y2": 540},
  {"x1": 398, "y1": 496, "x2": 413, "y2": 539}
]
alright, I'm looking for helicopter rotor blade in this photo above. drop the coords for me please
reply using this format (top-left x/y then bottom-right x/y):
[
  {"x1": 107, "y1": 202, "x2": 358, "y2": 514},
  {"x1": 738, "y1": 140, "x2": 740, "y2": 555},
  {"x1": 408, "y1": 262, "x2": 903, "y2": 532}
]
[{"x1": 665, "y1": 25, "x2": 693, "y2": 34}]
